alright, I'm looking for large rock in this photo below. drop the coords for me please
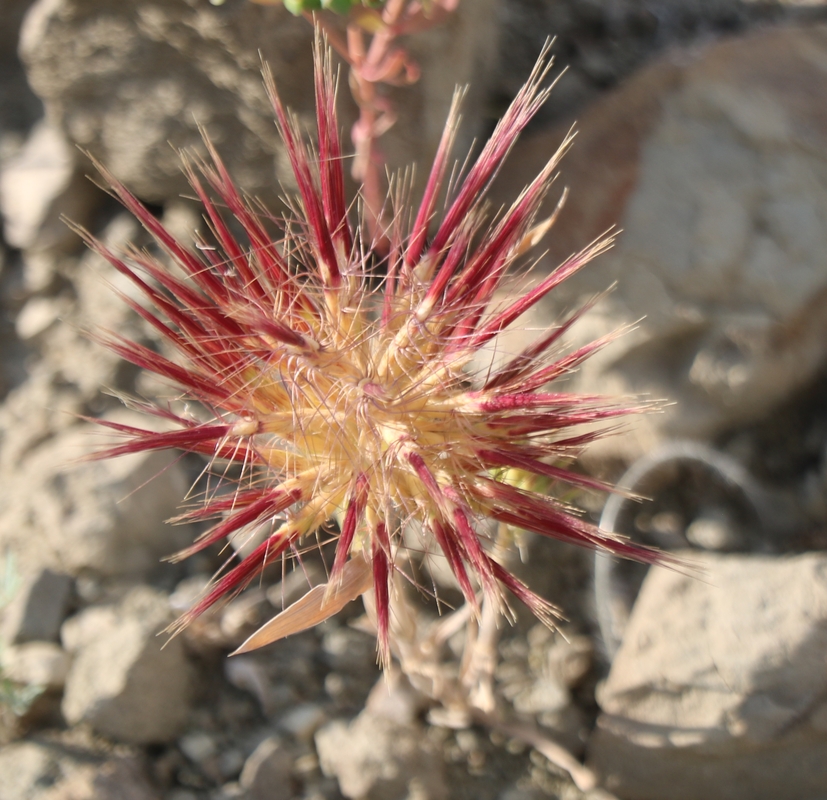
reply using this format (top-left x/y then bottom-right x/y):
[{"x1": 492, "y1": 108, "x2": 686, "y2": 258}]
[
  {"x1": 2, "y1": 641, "x2": 70, "y2": 689},
  {"x1": 316, "y1": 709, "x2": 447, "y2": 800},
  {"x1": 61, "y1": 586, "x2": 194, "y2": 744},
  {"x1": 0, "y1": 210, "x2": 179, "y2": 478},
  {"x1": 238, "y1": 736, "x2": 295, "y2": 800},
  {"x1": 19, "y1": 0, "x2": 498, "y2": 207},
  {"x1": 2, "y1": 568, "x2": 73, "y2": 644},
  {"x1": 587, "y1": 552, "x2": 827, "y2": 800},
  {"x1": 490, "y1": 24, "x2": 827, "y2": 453},
  {"x1": 0, "y1": 739, "x2": 159, "y2": 800},
  {"x1": 0, "y1": 117, "x2": 100, "y2": 255},
  {"x1": 0, "y1": 420, "x2": 193, "y2": 579},
  {"x1": 0, "y1": 0, "x2": 42, "y2": 159}
]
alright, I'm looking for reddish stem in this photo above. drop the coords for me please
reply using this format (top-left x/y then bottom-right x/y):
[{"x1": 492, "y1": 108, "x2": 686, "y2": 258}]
[{"x1": 305, "y1": 2, "x2": 460, "y2": 248}]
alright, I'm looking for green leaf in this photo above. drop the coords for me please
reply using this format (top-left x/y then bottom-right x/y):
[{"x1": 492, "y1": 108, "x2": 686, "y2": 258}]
[
  {"x1": 283, "y1": 0, "x2": 322, "y2": 14},
  {"x1": 280, "y1": 0, "x2": 385, "y2": 14},
  {"x1": 0, "y1": 677, "x2": 45, "y2": 717},
  {"x1": 322, "y1": 0, "x2": 357, "y2": 12}
]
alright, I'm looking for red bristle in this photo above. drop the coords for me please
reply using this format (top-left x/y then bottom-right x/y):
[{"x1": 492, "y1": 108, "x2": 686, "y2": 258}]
[
  {"x1": 372, "y1": 521, "x2": 392, "y2": 666},
  {"x1": 430, "y1": 518, "x2": 478, "y2": 611},
  {"x1": 426, "y1": 49, "x2": 554, "y2": 260},
  {"x1": 96, "y1": 335, "x2": 229, "y2": 402},
  {"x1": 330, "y1": 473, "x2": 369, "y2": 585},
  {"x1": 474, "y1": 478, "x2": 669, "y2": 566},
  {"x1": 173, "y1": 487, "x2": 303, "y2": 560},
  {"x1": 95, "y1": 424, "x2": 233, "y2": 460},
  {"x1": 404, "y1": 89, "x2": 463, "y2": 270},
  {"x1": 314, "y1": 37, "x2": 352, "y2": 255},
  {"x1": 265, "y1": 68, "x2": 342, "y2": 289},
  {"x1": 92, "y1": 161, "x2": 217, "y2": 283},
  {"x1": 468, "y1": 241, "x2": 610, "y2": 351},
  {"x1": 474, "y1": 448, "x2": 615, "y2": 494},
  {"x1": 194, "y1": 144, "x2": 300, "y2": 304},
  {"x1": 484, "y1": 556, "x2": 562, "y2": 628},
  {"x1": 483, "y1": 300, "x2": 597, "y2": 390},
  {"x1": 174, "y1": 486, "x2": 291, "y2": 521},
  {"x1": 176, "y1": 532, "x2": 296, "y2": 627}
]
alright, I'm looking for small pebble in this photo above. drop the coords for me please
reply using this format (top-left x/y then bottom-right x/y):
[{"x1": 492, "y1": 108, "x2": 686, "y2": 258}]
[
  {"x1": 217, "y1": 749, "x2": 245, "y2": 780},
  {"x1": 294, "y1": 752, "x2": 319, "y2": 774},
  {"x1": 2, "y1": 642, "x2": 69, "y2": 689},
  {"x1": 211, "y1": 782, "x2": 246, "y2": 799},
  {"x1": 324, "y1": 672, "x2": 345, "y2": 698},
  {"x1": 279, "y1": 703, "x2": 326, "y2": 739},
  {"x1": 686, "y1": 512, "x2": 741, "y2": 550},
  {"x1": 547, "y1": 635, "x2": 593, "y2": 689},
  {"x1": 224, "y1": 657, "x2": 273, "y2": 715},
  {"x1": 15, "y1": 297, "x2": 66, "y2": 340},
  {"x1": 167, "y1": 791, "x2": 198, "y2": 800},
  {"x1": 179, "y1": 732, "x2": 217, "y2": 764},
  {"x1": 220, "y1": 589, "x2": 267, "y2": 640},
  {"x1": 266, "y1": 563, "x2": 324, "y2": 609},
  {"x1": 506, "y1": 738, "x2": 527, "y2": 755},
  {"x1": 240, "y1": 736, "x2": 293, "y2": 797},
  {"x1": 170, "y1": 576, "x2": 212, "y2": 613},
  {"x1": 455, "y1": 729, "x2": 479, "y2": 754}
]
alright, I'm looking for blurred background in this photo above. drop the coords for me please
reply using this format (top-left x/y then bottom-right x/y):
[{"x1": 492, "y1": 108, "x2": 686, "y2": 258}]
[{"x1": 2, "y1": 1, "x2": 827, "y2": 799}]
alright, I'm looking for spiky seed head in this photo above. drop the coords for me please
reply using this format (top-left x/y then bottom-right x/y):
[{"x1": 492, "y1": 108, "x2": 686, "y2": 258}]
[{"x1": 79, "y1": 38, "x2": 666, "y2": 663}]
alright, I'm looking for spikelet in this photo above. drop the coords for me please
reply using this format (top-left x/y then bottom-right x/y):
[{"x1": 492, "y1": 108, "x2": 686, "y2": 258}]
[{"x1": 77, "y1": 38, "x2": 667, "y2": 664}]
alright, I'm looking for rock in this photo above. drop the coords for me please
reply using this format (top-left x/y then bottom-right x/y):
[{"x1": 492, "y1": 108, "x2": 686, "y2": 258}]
[
  {"x1": 219, "y1": 588, "x2": 267, "y2": 642},
  {"x1": 19, "y1": 0, "x2": 497, "y2": 207},
  {"x1": 536, "y1": 703, "x2": 590, "y2": 758},
  {"x1": 494, "y1": 0, "x2": 820, "y2": 128},
  {"x1": 512, "y1": 676, "x2": 568, "y2": 716},
  {"x1": 525, "y1": 624, "x2": 593, "y2": 692},
  {"x1": 3, "y1": 568, "x2": 73, "y2": 643},
  {"x1": 0, "y1": 118, "x2": 99, "y2": 254},
  {"x1": 316, "y1": 710, "x2": 447, "y2": 800},
  {"x1": 0, "y1": 421, "x2": 194, "y2": 579},
  {"x1": 588, "y1": 552, "x2": 827, "y2": 800},
  {"x1": 320, "y1": 625, "x2": 375, "y2": 675},
  {"x1": 49, "y1": 212, "x2": 155, "y2": 396},
  {"x1": 178, "y1": 731, "x2": 217, "y2": 765},
  {"x1": 38, "y1": 758, "x2": 160, "y2": 800},
  {"x1": 0, "y1": 216, "x2": 150, "y2": 464},
  {"x1": 211, "y1": 783, "x2": 246, "y2": 800},
  {"x1": 0, "y1": 0, "x2": 43, "y2": 167},
  {"x1": 238, "y1": 736, "x2": 294, "y2": 800},
  {"x1": 278, "y1": 702, "x2": 326, "y2": 740},
  {"x1": 546, "y1": 634, "x2": 593, "y2": 690},
  {"x1": 14, "y1": 296, "x2": 70, "y2": 340},
  {"x1": 224, "y1": 657, "x2": 280, "y2": 718},
  {"x1": 265, "y1": 561, "x2": 324, "y2": 610},
  {"x1": 0, "y1": 121, "x2": 66, "y2": 249},
  {"x1": 0, "y1": 740, "x2": 55, "y2": 800},
  {"x1": 60, "y1": 603, "x2": 116, "y2": 653},
  {"x1": 0, "y1": 361, "x2": 78, "y2": 472},
  {"x1": 505, "y1": 626, "x2": 592, "y2": 718},
  {"x1": 216, "y1": 748, "x2": 244, "y2": 781},
  {"x1": 363, "y1": 671, "x2": 428, "y2": 728},
  {"x1": 2, "y1": 641, "x2": 70, "y2": 689},
  {"x1": 0, "y1": 739, "x2": 159, "y2": 800},
  {"x1": 498, "y1": 789, "x2": 542, "y2": 800},
  {"x1": 490, "y1": 24, "x2": 827, "y2": 454},
  {"x1": 167, "y1": 791, "x2": 198, "y2": 800},
  {"x1": 169, "y1": 575, "x2": 212, "y2": 615},
  {"x1": 61, "y1": 586, "x2": 194, "y2": 744}
]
